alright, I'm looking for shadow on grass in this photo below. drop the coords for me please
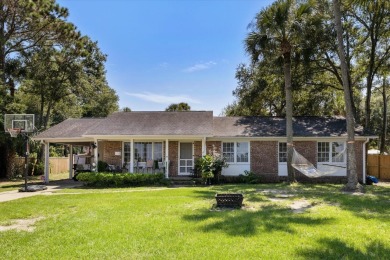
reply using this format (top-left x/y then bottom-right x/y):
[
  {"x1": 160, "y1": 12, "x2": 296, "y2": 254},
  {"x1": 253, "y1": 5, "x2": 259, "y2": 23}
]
[
  {"x1": 182, "y1": 204, "x2": 334, "y2": 237},
  {"x1": 294, "y1": 185, "x2": 390, "y2": 221},
  {"x1": 297, "y1": 237, "x2": 390, "y2": 259},
  {"x1": 190, "y1": 184, "x2": 390, "y2": 235}
]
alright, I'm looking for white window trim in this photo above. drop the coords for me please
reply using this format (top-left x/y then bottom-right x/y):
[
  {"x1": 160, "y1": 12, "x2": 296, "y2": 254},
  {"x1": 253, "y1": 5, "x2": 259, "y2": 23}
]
[
  {"x1": 278, "y1": 142, "x2": 287, "y2": 165},
  {"x1": 123, "y1": 141, "x2": 163, "y2": 163},
  {"x1": 317, "y1": 141, "x2": 346, "y2": 165},
  {"x1": 222, "y1": 141, "x2": 250, "y2": 165}
]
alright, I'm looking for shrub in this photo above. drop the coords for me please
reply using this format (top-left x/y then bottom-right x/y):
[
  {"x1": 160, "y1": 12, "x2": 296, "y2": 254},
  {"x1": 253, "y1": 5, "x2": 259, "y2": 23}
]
[
  {"x1": 98, "y1": 161, "x2": 109, "y2": 172},
  {"x1": 199, "y1": 151, "x2": 228, "y2": 184},
  {"x1": 239, "y1": 170, "x2": 262, "y2": 184},
  {"x1": 76, "y1": 172, "x2": 168, "y2": 187}
]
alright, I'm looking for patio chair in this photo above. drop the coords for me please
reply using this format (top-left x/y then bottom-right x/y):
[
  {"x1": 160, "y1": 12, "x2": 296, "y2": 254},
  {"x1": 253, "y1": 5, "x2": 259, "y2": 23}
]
[
  {"x1": 146, "y1": 160, "x2": 154, "y2": 173},
  {"x1": 134, "y1": 160, "x2": 143, "y2": 173}
]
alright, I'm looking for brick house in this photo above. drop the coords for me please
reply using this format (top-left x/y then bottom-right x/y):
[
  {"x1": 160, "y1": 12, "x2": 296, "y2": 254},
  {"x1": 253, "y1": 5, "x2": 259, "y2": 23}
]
[{"x1": 33, "y1": 111, "x2": 375, "y2": 183}]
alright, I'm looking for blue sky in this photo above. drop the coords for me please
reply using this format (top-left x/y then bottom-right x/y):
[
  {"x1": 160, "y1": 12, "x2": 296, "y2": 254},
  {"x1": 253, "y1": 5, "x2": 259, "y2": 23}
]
[{"x1": 57, "y1": 0, "x2": 273, "y2": 114}]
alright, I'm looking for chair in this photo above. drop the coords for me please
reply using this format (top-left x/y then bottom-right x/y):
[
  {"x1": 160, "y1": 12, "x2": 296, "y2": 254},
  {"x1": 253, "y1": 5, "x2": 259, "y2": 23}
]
[
  {"x1": 146, "y1": 160, "x2": 154, "y2": 173},
  {"x1": 134, "y1": 160, "x2": 143, "y2": 173}
]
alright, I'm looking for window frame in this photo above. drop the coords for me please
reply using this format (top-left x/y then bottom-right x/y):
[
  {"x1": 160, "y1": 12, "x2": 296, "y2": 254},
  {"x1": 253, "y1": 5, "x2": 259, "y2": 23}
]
[
  {"x1": 278, "y1": 142, "x2": 287, "y2": 163},
  {"x1": 222, "y1": 141, "x2": 250, "y2": 164},
  {"x1": 317, "y1": 141, "x2": 346, "y2": 164},
  {"x1": 123, "y1": 141, "x2": 163, "y2": 163}
]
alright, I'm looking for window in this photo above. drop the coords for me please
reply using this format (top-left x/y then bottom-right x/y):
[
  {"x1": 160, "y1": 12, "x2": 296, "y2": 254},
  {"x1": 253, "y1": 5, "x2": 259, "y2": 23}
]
[
  {"x1": 317, "y1": 142, "x2": 345, "y2": 163},
  {"x1": 222, "y1": 142, "x2": 234, "y2": 162},
  {"x1": 153, "y1": 143, "x2": 163, "y2": 162},
  {"x1": 222, "y1": 142, "x2": 249, "y2": 163},
  {"x1": 318, "y1": 142, "x2": 329, "y2": 162},
  {"x1": 126, "y1": 142, "x2": 163, "y2": 162},
  {"x1": 279, "y1": 142, "x2": 287, "y2": 162},
  {"x1": 236, "y1": 142, "x2": 249, "y2": 162},
  {"x1": 124, "y1": 142, "x2": 131, "y2": 164},
  {"x1": 331, "y1": 142, "x2": 345, "y2": 162}
]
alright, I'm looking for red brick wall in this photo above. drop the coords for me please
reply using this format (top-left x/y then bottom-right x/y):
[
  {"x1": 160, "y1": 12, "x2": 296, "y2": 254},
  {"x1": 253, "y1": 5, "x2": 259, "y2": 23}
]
[
  {"x1": 293, "y1": 141, "x2": 317, "y2": 166},
  {"x1": 169, "y1": 141, "x2": 178, "y2": 177},
  {"x1": 100, "y1": 141, "x2": 122, "y2": 166},
  {"x1": 250, "y1": 141, "x2": 278, "y2": 181},
  {"x1": 194, "y1": 141, "x2": 202, "y2": 160},
  {"x1": 293, "y1": 141, "x2": 317, "y2": 180},
  {"x1": 206, "y1": 141, "x2": 221, "y2": 155},
  {"x1": 354, "y1": 140, "x2": 364, "y2": 181}
]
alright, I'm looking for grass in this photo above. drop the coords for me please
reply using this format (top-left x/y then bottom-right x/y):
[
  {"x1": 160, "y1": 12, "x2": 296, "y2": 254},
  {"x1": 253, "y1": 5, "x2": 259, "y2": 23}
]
[
  {"x1": 0, "y1": 172, "x2": 70, "y2": 192},
  {"x1": 0, "y1": 183, "x2": 389, "y2": 259}
]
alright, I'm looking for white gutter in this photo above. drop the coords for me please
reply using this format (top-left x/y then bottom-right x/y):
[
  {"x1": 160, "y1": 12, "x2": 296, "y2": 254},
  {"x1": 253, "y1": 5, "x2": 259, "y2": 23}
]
[{"x1": 362, "y1": 138, "x2": 370, "y2": 184}]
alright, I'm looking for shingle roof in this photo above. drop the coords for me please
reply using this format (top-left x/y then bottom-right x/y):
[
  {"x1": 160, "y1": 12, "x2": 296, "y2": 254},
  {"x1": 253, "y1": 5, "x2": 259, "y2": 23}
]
[
  {"x1": 212, "y1": 116, "x2": 365, "y2": 137},
  {"x1": 85, "y1": 111, "x2": 214, "y2": 136},
  {"x1": 34, "y1": 113, "x2": 367, "y2": 140},
  {"x1": 34, "y1": 118, "x2": 104, "y2": 138}
]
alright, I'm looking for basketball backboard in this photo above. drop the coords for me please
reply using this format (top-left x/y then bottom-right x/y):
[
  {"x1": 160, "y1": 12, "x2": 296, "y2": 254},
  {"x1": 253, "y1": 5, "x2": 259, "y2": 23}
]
[{"x1": 4, "y1": 114, "x2": 35, "y2": 133}]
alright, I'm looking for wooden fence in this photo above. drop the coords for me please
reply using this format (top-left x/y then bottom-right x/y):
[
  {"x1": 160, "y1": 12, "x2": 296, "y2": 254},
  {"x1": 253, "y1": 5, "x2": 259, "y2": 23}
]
[
  {"x1": 15, "y1": 157, "x2": 69, "y2": 175},
  {"x1": 367, "y1": 155, "x2": 390, "y2": 180}
]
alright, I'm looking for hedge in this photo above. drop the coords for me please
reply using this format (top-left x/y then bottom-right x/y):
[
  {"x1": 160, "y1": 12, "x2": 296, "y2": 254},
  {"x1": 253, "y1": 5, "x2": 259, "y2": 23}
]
[{"x1": 76, "y1": 172, "x2": 169, "y2": 187}]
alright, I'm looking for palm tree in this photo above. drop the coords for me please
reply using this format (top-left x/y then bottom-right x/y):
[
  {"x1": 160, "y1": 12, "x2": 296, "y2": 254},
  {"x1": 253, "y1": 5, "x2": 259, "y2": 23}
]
[
  {"x1": 332, "y1": 0, "x2": 361, "y2": 191},
  {"x1": 245, "y1": 0, "x2": 311, "y2": 183}
]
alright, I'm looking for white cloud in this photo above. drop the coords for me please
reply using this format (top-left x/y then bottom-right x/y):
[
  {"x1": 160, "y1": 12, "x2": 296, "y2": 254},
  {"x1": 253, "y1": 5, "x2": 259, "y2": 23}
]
[
  {"x1": 183, "y1": 61, "x2": 216, "y2": 73},
  {"x1": 158, "y1": 62, "x2": 169, "y2": 69},
  {"x1": 125, "y1": 92, "x2": 201, "y2": 104}
]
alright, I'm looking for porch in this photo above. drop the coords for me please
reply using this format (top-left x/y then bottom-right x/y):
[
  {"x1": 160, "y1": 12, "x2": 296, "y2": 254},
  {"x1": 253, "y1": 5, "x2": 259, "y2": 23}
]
[{"x1": 41, "y1": 138, "x2": 208, "y2": 183}]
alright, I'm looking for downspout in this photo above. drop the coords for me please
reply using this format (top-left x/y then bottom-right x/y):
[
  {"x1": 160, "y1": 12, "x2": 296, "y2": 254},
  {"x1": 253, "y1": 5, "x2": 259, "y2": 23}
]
[{"x1": 362, "y1": 138, "x2": 369, "y2": 184}]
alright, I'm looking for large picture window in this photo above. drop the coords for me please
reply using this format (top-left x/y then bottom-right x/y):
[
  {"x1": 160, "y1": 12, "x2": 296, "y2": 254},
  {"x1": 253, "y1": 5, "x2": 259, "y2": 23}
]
[
  {"x1": 317, "y1": 142, "x2": 345, "y2": 163},
  {"x1": 124, "y1": 142, "x2": 163, "y2": 163},
  {"x1": 222, "y1": 142, "x2": 249, "y2": 163}
]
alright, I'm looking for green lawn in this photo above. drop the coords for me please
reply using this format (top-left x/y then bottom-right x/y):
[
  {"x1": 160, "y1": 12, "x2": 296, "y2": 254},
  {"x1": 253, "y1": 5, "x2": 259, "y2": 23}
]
[{"x1": 0, "y1": 183, "x2": 389, "y2": 259}]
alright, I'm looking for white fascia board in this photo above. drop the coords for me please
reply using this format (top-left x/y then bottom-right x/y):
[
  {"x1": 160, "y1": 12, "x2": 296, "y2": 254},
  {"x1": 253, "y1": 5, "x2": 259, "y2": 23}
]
[
  {"x1": 82, "y1": 135, "x2": 212, "y2": 141},
  {"x1": 31, "y1": 137, "x2": 95, "y2": 143},
  {"x1": 208, "y1": 136, "x2": 377, "y2": 142}
]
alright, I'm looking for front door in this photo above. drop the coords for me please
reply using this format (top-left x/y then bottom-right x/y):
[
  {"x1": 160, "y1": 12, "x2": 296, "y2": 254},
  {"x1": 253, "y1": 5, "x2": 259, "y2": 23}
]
[{"x1": 179, "y1": 142, "x2": 193, "y2": 175}]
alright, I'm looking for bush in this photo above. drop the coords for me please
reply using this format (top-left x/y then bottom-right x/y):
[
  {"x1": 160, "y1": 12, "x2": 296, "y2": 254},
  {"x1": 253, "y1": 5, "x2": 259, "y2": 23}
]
[
  {"x1": 76, "y1": 172, "x2": 168, "y2": 187},
  {"x1": 238, "y1": 170, "x2": 262, "y2": 184},
  {"x1": 98, "y1": 161, "x2": 109, "y2": 172}
]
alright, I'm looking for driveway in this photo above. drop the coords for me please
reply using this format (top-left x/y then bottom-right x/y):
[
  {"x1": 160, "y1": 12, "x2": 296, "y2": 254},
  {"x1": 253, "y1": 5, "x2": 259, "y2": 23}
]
[{"x1": 0, "y1": 179, "x2": 84, "y2": 203}]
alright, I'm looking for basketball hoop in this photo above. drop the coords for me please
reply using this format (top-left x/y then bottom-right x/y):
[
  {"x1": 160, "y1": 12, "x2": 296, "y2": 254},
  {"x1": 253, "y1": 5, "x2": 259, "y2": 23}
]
[{"x1": 7, "y1": 128, "x2": 21, "y2": 138}]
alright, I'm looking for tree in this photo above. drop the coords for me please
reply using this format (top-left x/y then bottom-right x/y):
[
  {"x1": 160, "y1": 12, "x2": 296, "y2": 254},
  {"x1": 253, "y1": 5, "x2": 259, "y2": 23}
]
[
  {"x1": 333, "y1": 0, "x2": 361, "y2": 191},
  {"x1": 122, "y1": 107, "x2": 132, "y2": 112},
  {"x1": 245, "y1": 0, "x2": 312, "y2": 183},
  {"x1": 165, "y1": 102, "x2": 191, "y2": 112},
  {"x1": 350, "y1": 0, "x2": 390, "y2": 132},
  {"x1": 0, "y1": 0, "x2": 80, "y2": 178}
]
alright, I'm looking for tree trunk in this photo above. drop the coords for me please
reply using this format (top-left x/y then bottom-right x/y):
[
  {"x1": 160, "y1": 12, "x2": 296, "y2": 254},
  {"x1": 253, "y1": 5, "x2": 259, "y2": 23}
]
[
  {"x1": 282, "y1": 40, "x2": 295, "y2": 183},
  {"x1": 380, "y1": 77, "x2": 388, "y2": 154},
  {"x1": 333, "y1": 0, "x2": 362, "y2": 192}
]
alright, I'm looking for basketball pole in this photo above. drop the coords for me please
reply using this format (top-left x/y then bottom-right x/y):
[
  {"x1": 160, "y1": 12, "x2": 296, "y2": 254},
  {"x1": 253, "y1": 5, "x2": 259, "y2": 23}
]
[{"x1": 23, "y1": 134, "x2": 29, "y2": 192}]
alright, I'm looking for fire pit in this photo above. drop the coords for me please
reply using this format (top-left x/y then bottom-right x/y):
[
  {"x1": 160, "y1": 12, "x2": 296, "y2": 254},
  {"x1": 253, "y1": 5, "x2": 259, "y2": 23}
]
[{"x1": 215, "y1": 193, "x2": 243, "y2": 208}]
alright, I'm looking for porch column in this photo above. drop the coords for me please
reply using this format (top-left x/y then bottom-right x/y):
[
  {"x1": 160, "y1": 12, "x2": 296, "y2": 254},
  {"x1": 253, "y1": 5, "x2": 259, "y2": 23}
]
[
  {"x1": 69, "y1": 145, "x2": 73, "y2": 179},
  {"x1": 165, "y1": 139, "x2": 169, "y2": 178},
  {"x1": 44, "y1": 142, "x2": 50, "y2": 184},
  {"x1": 202, "y1": 137, "x2": 206, "y2": 156},
  {"x1": 130, "y1": 139, "x2": 134, "y2": 173},
  {"x1": 93, "y1": 139, "x2": 98, "y2": 172}
]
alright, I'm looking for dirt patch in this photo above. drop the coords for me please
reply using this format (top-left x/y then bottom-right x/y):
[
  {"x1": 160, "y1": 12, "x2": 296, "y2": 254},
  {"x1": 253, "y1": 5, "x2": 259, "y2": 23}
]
[
  {"x1": 0, "y1": 217, "x2": 45, "y2": 232},
  {"x1": 290, "y1": 199, "x2": 313, "y2": 213}
]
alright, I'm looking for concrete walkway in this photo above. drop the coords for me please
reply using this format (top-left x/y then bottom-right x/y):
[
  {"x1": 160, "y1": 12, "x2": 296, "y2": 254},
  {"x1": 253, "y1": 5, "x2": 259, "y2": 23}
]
[{"x1": 0, "y1": 180, "x2": 84, "y2": 203}]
